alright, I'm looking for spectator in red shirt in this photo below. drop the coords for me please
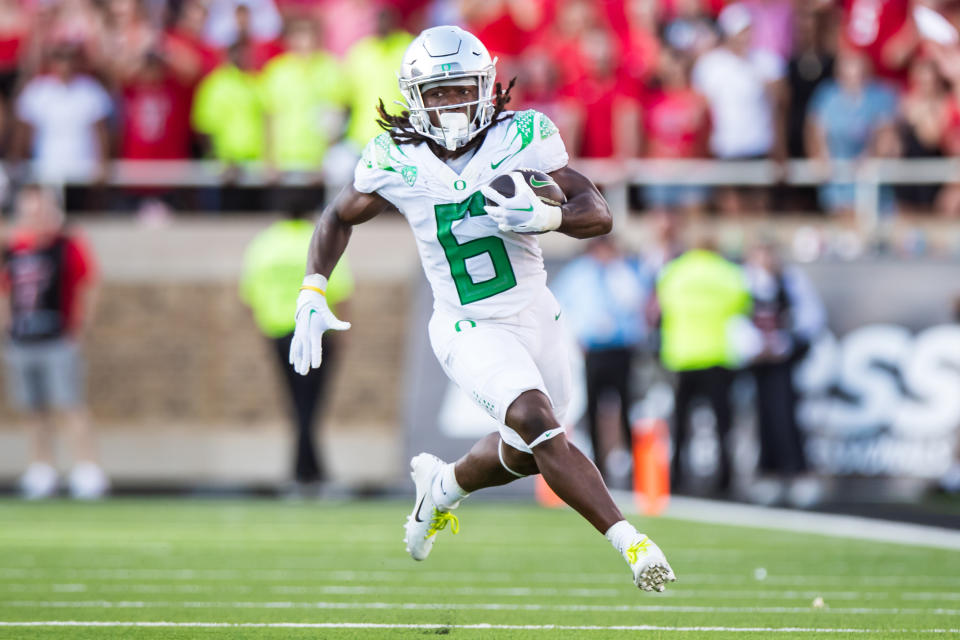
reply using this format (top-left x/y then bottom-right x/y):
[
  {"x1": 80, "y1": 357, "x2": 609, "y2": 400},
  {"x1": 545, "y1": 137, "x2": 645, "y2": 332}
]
[
  {"x1": 164, "y1": 0, "x2": 224, "y2": 84},
  {"x1": 512, "y1": 48, "x2": 580, "y2": 145},
  {"x1": 0, "y1": 0, "x2": 30, "y2": 96},
  {"x1": 620, "y1": 0, "x2": 662, "y2": 87},
  {"x1": 841, "y1": 0, "x2": 918, "y2": 82},
  {"x1": 568, "y1": 28, "x2": 641, "y2": 159},
  {"x1": 0, "y1": 185, "x2": 107, "y2": 500},
  {"x1": 115, "y1": 50, "x2": 193, "y2": 215},
  {"x1": 0, "y1": 0, "x2": 30, "y2": 155},
  {"x1": 234, "y1": 2, "x2": 285, "y2": 70},
  {"x1": 642, "y1": 46, "x2": 711, "y2": 213},
  {"x1": 461, "y1": 0, "x2": 550, "y2": 59},
  {"x1": 533, "y1": 0, "x2": 605, "y2": 94},
  {"x1": 119, "y1": 51, "x2": 192, "y2": 162}
]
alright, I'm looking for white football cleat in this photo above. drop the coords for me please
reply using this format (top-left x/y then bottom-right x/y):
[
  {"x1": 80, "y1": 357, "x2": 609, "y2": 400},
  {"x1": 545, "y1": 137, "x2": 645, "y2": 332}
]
[
  {"x1": 403, "y1": 453, "x2": 459, "y2": 561},
  {"x1": 623, "y1": 534, "x2": 676, "y2": 592},
  {"x1": 68, "y1": 462, "x2": 110, "y2": 500},
  {"x1": 19, "y1": 462, "x2": 58, "y2": 500}
]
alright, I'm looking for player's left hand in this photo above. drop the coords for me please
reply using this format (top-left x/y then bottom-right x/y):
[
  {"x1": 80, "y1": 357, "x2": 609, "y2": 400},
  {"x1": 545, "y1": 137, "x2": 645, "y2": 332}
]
[
  {"x1": 481, "y1": 172, "x2": 562, "y2": 234},
  {"x1": 289, "y1": 274, "x2": 351, "y2": 375}
]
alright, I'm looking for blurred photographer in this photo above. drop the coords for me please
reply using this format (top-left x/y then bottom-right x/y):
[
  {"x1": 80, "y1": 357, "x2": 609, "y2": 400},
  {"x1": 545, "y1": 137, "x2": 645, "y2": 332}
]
[{"x1": 743, "y1": 239, "x2": 825, "y2": 506}]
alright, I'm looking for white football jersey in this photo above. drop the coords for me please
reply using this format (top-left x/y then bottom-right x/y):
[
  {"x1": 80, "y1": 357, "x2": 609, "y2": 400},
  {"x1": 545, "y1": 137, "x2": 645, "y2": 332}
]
[{"x1": 354, "y1": 109, "x2": 569, "y2": 319}]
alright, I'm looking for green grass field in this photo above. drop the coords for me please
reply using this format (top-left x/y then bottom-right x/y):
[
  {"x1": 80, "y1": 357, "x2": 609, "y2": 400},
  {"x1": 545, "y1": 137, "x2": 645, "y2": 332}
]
[{"x1": 0, "y1": 498, "x2": 957, "y2": 639}]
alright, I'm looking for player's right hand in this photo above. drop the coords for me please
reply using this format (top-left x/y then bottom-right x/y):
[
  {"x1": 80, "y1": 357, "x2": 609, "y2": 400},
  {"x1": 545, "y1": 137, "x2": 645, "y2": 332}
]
[
  {"x1": 289, "y1": 274, "x2": 351, "y2": 375},
  {"x1": 480, "y1": 173, "x2": 562, "y2": 234}
]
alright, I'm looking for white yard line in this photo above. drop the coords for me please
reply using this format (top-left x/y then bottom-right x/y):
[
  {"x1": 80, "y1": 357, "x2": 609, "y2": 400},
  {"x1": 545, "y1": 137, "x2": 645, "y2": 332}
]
[
  {"x1": 629, "y1": 494, "x2": 960, "y2": 551},
  {"x1": 7, "y1": 582, "x2": 960, "y2": 601},
  {"x1": 4, "y1": 567, "x2": 959, "y2": 587},
  {"x1": 0, "y1": 621, "x2": 957, "y2": 633},
  {"x1": 2, "y1": 600, "x2": 959, "y2": 616}
]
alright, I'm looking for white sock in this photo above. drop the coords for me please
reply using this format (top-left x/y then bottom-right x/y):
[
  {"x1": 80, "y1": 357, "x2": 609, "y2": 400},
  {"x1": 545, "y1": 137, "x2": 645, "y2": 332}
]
[
  {"x1": 604, "y1": 520, "x2": 639, "y2": 556},
  {"x1": 432, "y1": 463, "x2": 469, "y2": 511}
]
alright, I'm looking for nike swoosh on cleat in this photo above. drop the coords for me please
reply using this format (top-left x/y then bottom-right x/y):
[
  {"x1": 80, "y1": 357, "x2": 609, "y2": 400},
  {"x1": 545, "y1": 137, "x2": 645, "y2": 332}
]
[
  {"x1": 440, "y1": 477, "x2": 447, "y2": 496},
  {"x1": 413, "y1": 495, "x2": 427, "y2": 523}
]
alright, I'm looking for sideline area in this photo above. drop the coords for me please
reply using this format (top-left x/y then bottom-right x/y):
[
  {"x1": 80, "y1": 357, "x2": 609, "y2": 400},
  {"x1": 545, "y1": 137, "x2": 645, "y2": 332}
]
[{"x1": 614, "y1": 493, "x2": 960, "y2": 551}]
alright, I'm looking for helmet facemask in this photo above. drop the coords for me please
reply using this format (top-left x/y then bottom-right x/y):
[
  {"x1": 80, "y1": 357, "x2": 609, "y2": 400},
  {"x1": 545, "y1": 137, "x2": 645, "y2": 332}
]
[{"x1": 399, "y1": 68, "x2": 497, "y2": 151}]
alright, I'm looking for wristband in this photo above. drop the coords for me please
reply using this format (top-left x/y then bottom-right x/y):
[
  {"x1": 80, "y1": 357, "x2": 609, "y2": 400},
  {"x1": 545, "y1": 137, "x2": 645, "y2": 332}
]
[{"x1": 299, "y1": 285, "x2": 326, "y2": 297}]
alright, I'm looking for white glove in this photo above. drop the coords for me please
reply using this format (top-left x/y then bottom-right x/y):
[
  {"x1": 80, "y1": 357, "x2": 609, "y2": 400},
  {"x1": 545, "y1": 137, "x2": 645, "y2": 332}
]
[
  {"x1": 289, "y1": 274, "x2": 351, "y2": 375},
  {"x1": 480, "y1": 172, "x2": 563, "y2": 234}
]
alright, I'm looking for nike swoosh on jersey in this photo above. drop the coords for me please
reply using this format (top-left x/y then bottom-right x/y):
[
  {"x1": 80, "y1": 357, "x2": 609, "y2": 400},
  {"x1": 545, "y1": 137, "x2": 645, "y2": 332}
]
[
  {"x1": 490, "y1": 149, "x2": 522, "y2": 170},
  {"x1": 530, "y1": 177, "x2": 555, "y2": 188},
  {"x1": 413, "y1": 495, "x2": 427, "y2": 523},
  {"x1": 555, "y1": 311, "x2": 561, "y2": 321}
]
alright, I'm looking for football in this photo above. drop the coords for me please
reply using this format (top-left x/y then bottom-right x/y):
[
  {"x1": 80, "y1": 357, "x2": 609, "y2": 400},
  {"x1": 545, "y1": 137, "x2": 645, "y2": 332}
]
[{"x1": 486, "y1": 168, "x2": 567, "y2": 207}]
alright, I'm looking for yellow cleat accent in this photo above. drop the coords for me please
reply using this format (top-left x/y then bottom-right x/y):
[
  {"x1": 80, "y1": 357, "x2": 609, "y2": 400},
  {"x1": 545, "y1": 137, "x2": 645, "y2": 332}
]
[
  {"x1": 426, "y1": 509, "x2": 459, "y2": 539},
  {"x1": 626, "y1": 536, "x2": 651, "y2": 564}
]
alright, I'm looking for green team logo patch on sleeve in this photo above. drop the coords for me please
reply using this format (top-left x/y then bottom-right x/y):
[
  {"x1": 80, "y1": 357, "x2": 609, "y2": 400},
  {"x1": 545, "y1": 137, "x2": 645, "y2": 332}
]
[{"x1": 368, "y1": 133, "x2": 418, "y2": 186}]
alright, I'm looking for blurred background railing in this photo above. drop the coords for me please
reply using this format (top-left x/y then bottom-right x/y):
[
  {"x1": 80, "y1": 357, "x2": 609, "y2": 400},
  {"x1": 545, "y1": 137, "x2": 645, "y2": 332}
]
[{"x1": 9, "y1": 155, "x2": 960, "y2": 230}]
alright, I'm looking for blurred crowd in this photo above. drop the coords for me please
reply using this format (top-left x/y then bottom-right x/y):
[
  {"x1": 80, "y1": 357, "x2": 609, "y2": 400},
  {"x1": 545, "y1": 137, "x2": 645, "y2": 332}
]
[
  {"x1": 552, "y1": 211, "x2": 828, "y2": 505},
  {"x1": 1, "y1": 0, "x2": 960, "y2": 217}
]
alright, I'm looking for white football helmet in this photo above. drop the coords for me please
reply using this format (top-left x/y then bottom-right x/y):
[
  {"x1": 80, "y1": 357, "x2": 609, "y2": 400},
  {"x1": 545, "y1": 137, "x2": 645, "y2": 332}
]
[{"x1": 398, "y1": 25, "x2": 497, "y2": 150}]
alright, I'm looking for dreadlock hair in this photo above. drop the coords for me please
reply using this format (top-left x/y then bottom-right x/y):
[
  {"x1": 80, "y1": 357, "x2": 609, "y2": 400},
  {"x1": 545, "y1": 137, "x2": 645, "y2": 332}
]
[{"x1": 375, "y1": 78, "x2": 517, "y2": 155}]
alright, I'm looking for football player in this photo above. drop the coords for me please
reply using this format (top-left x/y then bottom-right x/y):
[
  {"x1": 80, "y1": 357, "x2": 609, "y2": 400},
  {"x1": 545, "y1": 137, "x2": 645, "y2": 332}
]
[{"x1": 290, "y1": 25, "x2": 675, "y2": 592}]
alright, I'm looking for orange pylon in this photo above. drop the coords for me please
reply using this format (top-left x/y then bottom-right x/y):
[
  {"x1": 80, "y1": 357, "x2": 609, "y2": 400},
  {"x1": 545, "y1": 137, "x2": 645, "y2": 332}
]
[
  {"x1": 632, "y1": 418, "x2": 671, "y2": 515},
  {"x1": 535, "y1": 474, "x2": 566, "y2": 507}
]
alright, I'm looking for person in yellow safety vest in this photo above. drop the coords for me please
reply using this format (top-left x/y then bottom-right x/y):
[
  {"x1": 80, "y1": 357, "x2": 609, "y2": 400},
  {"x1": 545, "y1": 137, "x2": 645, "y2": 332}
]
[
  {"x1": 192, "y1": 40, "x2": 265, "y2": 165},
  {"x1": 342, "y1": 7, "x2": 413, "y2": 151},
  {"x1": 259, "y1": 18, "x2": 347, "y2": 172},
  {"x1": 655, "y1": 243, "x2": 753, "y2": 496},
  {"x1": 240, "y1": 205, "x2": 353, "y2": 492}
]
